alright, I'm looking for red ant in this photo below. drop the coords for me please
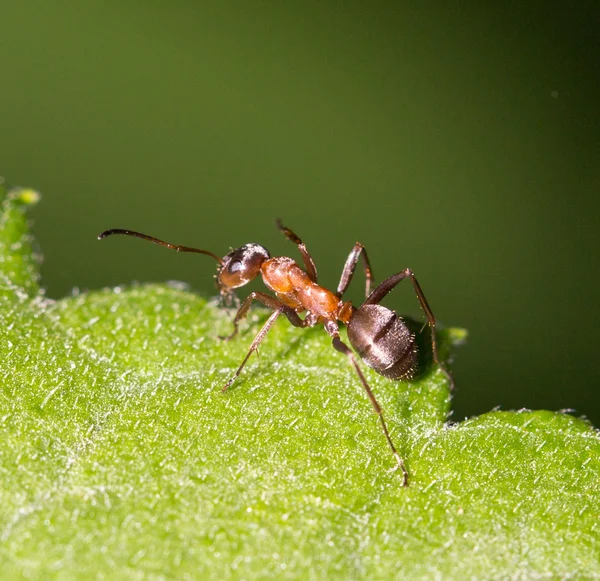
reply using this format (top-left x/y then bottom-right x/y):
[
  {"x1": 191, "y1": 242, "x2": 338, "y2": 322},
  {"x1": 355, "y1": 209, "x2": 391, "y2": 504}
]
[{"x1": 99, "y1": 220, "x2": 453, "y2": 485}]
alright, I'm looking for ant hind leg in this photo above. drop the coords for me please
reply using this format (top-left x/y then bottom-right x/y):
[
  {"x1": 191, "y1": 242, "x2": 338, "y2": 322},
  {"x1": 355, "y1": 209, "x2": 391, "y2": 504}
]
[
  {"x1": 336, "y1": 242, "x2": 375, "y2": 299},
  {"x1": 331, "y1": 334, "x2": 409, "y2": 485}
]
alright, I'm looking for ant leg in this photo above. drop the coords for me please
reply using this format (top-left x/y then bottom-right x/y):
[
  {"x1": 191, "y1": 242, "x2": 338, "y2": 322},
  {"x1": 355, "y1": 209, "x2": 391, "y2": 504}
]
[
  {"x1": 364, "y1": 269, "x2": 455, "y2": 390},
  {"x1": 336, "y1": 242, "x2": 375, "y2": 299},
  {"x1": 331, "y1": 335, "x2": 408, "y2": 485},
  {"x1": 221, "y1": 292, "x2": 307, "y2": 391},
  {"x1": 221, "y1": 291, "x2": 304, "y2": 341},
  {"x1": 223, "y1": 307, "x2": 284, "y2": 391},
  {"x1": 276, "y1": 219, "x2": 318, "y2": 282}
]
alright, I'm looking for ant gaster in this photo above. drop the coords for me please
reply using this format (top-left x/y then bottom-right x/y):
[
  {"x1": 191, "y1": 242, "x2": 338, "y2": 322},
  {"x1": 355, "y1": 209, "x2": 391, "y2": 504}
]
[{"x1": 98, "y1": 221, "x2": 454, "y2": 486}]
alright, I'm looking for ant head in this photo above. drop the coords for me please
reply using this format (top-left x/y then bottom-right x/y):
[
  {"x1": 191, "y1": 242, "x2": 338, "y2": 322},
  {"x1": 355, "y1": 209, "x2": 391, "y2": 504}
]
[
  {"x1": 347, "y1": 304, "x2": 417, "y2": 380},
  {"x1": 217, "y1": 243, "x2": 271, "y2": 291}
]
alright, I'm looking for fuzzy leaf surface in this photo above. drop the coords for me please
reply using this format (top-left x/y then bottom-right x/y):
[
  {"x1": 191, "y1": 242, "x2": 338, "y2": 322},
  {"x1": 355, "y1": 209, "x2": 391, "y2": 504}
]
[{"x1": 0, "y1": 183, "x2": 598, "y2": 580}]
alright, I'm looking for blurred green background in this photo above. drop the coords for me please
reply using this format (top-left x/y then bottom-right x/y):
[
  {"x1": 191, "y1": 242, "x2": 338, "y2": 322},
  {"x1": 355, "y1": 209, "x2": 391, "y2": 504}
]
[{"x1": 1, "y1": 1, "x2": 598, "y2": 425}]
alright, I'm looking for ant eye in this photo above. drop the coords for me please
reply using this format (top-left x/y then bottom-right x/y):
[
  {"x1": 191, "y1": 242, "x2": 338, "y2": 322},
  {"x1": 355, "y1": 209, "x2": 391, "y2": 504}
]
[{"x1": 229, "y1": 261, "x2": 242, "y2": 274}]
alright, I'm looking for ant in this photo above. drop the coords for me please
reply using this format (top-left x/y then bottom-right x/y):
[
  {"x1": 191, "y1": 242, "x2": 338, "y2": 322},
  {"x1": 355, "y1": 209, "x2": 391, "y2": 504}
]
[{"x1": 98, "y1": 220, "x2": 453, "y2": 485}]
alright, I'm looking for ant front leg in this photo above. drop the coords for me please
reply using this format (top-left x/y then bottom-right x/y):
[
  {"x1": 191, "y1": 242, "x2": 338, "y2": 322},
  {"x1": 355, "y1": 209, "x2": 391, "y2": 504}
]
[
  {"x1": 364, "y1": 269, "x2": 455, "y2": 390},
  {"x1": 222, "y1": 308, "x2": 283, "y2": 392},
  {"x1": 276, "y1": 219, "x2": 318, "y2": 282},
  {"x1": 222, "y1": 292, "x2": 280, "y2": 341},
  {"x1": 327, "y1": 323, "x2": 408, "y2": 485},
  {"x1": 221, "y1": 292, "x2": 306, "y2": 391},
  {"x1": 336, "y1": 242, "x2": 375, "y2": 299}
]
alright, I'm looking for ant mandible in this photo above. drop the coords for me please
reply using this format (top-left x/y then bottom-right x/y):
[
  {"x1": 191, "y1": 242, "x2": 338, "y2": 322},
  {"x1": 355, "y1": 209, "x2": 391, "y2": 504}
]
[{"x1": 98, "y1": 220, "x2": 454, "y2": 486}]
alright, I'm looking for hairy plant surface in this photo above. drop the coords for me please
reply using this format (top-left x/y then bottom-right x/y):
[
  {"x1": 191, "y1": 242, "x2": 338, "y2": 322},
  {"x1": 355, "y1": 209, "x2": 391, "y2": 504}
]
[{"x1": 1, "y1": 183, "x2": 598, "y2": 580}]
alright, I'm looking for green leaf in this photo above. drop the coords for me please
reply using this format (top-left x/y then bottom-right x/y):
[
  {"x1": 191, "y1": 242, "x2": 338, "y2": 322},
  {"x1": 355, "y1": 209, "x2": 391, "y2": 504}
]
[
  {"x1": 1, "y1": 182, "x2": 599, "y2": 580},
  {"x1": 0, "y1": 184, "x2": 41, "y2": 295}
]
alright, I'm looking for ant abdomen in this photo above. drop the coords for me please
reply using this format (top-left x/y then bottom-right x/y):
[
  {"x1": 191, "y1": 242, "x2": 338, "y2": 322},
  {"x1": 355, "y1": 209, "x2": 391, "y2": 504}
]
[{"x1": 347, "y1": 304, "x2": 417, "y2": 380}]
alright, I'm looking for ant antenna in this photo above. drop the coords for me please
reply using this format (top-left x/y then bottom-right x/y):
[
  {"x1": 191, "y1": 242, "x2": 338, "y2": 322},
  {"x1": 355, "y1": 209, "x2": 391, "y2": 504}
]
[{"x1": 98, "y1": 229, "x2": 223, "y2": 264}]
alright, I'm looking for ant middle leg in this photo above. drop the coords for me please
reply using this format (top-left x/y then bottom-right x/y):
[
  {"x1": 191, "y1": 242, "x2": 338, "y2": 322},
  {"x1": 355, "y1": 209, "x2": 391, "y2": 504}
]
[
  {"x1": 364, "y1": 269, "x2": 454, "y2": 390},
  {"x1": 336, "y1": 242, "x2": 375, "y2": 299},
  {"x1": 276, "y1": 219, "x2": 318, "y2": 282},
  {"x1": 330, "y1": 332, "x2": 408, "y2": 485}
]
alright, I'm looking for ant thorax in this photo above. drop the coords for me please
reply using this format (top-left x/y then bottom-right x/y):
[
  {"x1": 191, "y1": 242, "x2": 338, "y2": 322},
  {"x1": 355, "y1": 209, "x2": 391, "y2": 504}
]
[{"x1": 261, "y1": 256, "x2": 341, "y2": 319}]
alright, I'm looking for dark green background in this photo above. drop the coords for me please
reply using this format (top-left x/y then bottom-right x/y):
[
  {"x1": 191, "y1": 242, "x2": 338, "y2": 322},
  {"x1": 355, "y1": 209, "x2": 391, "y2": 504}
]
[{"x1": 1, "y1": 1, "x2": 598, "y2": 425}]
